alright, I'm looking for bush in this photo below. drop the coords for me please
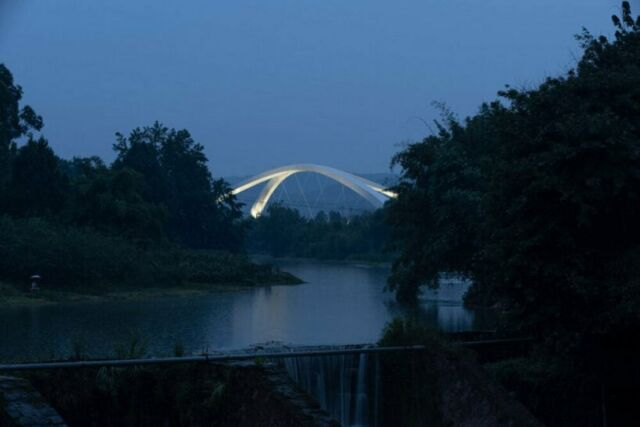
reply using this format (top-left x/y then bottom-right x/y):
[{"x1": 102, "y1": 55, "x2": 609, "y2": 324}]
[
  {"x1": 0, "y1": 216, "x2": 158, "y2": 289},
  {"x1": 26, "y1": 364, "x2": 233, "y2": 427},
  {"x1": 177, "y1": 250, "x2": 301, "y2": 286},
  {"x1": 377, "y1": 319, "x2": 444, "y2": 426},
  {"x1": 0, "y1": 215, "x2": 299, "y2": 292}
]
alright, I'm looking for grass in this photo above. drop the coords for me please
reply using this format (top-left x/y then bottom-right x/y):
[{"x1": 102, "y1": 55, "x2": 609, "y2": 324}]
[
  {"x1": 0, "y1": 274, "x2": 302, "y2": 308},
  {"x1": 0, "y1": 216, "x2": 302, "y2": 298}
]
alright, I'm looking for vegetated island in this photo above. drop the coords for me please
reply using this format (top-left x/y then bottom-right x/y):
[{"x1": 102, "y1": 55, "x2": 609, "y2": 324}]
[
  {"x1": 0, "y1": 218, "x2": 301, "y2": 307},
  {"x1": 0, "y1": 64, "x2": 300, "y2": 307}
]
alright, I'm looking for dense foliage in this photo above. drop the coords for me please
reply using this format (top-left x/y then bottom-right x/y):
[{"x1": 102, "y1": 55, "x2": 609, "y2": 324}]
[
  {"x1": 0, "y1": 63, "x2": 286, "y2": 291},
  {"x1": 388, "y1": 3, "x2": 640, "y2": 336},
  {"x1": 0, "y1": 64, "x2": 244, "y2": 254},
  {"x1": 0, "y1": 65, "x2": 44, "y2": 214},
  {"x1": 112, "y1": 123, "x2": 245, "y2": 251},
  {"x1": 387, "y1": 4, "x2": 640, "y2": 424},
  {"x1": 248, "y1": 203, "x2": 391, "y2": 261},
  {"x1": 0, "y1": 215, "x2": 296, "y2": 291},
  {"x1": 27, "y1": 364, "x2": 235, "y2": 426},
  {"x1": 377, "y1": 319, "x2": 540, "y2": 427}
]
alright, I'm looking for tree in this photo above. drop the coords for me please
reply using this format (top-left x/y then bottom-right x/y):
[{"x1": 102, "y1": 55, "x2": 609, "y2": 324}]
[
  {"x1": 248, "y1": 204, "x2": 391, "y2": 260},
  {"x1": 66, "y1": 157, "x2": 167, "y2": 244},
  {"x1": 113, "y1": 122, "x2": 245, "y2": 251},
  {"x1": 6, "y1": 137, "x2": 68, "y2": 218},
  {"x1": 388, "y1": 3, "x2": 640, "y2": 340},
  {"x1": 249, "y1": 203, "x2": 305, "y2": 257},
  {"x1": 387, "y1": 105, "x2": 496, "y2": 303},
  {"x1": 0, "y1": 64, "x2": 43, "y2": 146},
  {"x1": 113, "y1": 124, "x2": 167, "y2": 204},
  {"x1": 0, "y1": 64, "x2": 43, "y2": 211},
  {"x1": 479, "y1": 3, "x2": 640, "y2": 336}
]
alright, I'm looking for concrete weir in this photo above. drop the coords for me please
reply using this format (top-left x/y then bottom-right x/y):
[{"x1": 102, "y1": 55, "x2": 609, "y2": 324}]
[
  {"x1": 0, "y1": 344, "x2": 421, "y2": 427},
  {"x1": 0, "y1": 376, "x2": 66, "y2": 427},
  {"x1": 0, "y1": 342, "x2": 541, "y2": 426},
  {"x1": 228, "y1": 361, "x2": 340, "y2": 427},
  {"x1": 0, "y1": 365, "x2": 338, "y2": 427}
]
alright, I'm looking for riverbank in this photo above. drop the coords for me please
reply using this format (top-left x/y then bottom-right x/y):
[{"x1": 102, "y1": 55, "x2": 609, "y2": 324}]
[
  {"x1": 0, "y1": 216, "x2": 302, "y2": 298},
  {"x1": 0, "y1": 259, "x2": 494, "y2": 364},
  {"x1": 0, "y1": 272, "x2": 302, "y2": 308},
  {"x1": 251, "y1": 254, "x2": 392, "y2": 268}
]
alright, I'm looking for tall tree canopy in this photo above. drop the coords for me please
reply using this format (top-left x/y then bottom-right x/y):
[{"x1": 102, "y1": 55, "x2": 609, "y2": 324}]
[
  {"x1": 0, "y1": 64, "x2": 244, "y2": 253},
  {"x1": 6, "y1": 137, "x2": 68, "y2": 218},
  {"x1": 65, "y1": 157, "x2": 167, "y2": 244},
  {"x1": 0, "y1": 64, "x2": 42, "y2": 146},
  {"x1": 0, "y1": 64, "x2": 44, "y2": 210},
  {"x1": 388, "y1": 3, "x2": 640, "y2": 340},
  {"x1": 113, "y1": 122, "x2": 245, "y2": 251}
]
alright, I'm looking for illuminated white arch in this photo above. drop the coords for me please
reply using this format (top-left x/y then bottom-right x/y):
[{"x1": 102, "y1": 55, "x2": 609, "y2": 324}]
[{"x1": 231, "y1": 163, "x2": 397, "y2": 218}]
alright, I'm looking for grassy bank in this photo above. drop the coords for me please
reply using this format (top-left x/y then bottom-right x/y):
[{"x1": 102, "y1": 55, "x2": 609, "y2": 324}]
[
  {"x1": 20, "y1": 363, "x2": 238, "y2": 426},
  {"x1": 0, "y1": 216, "x2": 301, "y2": 307},
  {"x1": 251, "y1": 254, "x2": 392, "y2": 268},
  {"x1": 0, "y1": 281, "x2": 300, "y2": 307}
]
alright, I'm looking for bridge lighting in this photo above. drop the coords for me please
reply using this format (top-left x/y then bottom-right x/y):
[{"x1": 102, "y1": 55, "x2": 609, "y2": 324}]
[{"x1": 231, "y1": 164, "x2": 397, "y2": 218}]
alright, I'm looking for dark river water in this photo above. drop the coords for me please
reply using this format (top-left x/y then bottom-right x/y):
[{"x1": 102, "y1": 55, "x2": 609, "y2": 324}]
[{"x1": 0, "y1": 260, "x2": 494, "y2": 362}]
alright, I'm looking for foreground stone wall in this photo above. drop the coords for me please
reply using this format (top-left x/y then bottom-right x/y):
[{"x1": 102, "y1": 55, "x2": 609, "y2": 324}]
[
  {"x1": 2, "y1": 363, "x2": 338, "y2": 427},
  {"x1": 226, "y1": 362, "x2": 340, "y2": 427},
  {"x1": 378, "y1": 341, "x2": 543, "y2": 427},
  {"x1": 0, "y1": 376, "x2": 66, "y2": 427},
  {"x1": 1, "y1": 343, "x2": 540, "y2": 427},
  {"x1": 433, "y1": 348, "x2": 543, "y2": 427}
]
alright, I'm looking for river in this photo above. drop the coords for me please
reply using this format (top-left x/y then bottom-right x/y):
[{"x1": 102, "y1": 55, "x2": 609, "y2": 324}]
[{"x1": 0, "y1": 259, "x2": 494, "y2": 362}]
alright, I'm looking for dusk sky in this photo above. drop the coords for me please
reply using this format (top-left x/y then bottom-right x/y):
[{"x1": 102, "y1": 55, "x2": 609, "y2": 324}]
[{"x1": 0, "y1": 0, "x2": 630, "y2": 176}]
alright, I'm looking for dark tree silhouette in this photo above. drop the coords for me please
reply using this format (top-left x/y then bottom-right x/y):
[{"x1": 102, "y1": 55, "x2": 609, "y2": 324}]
[{"x1": 388, "y1": 3, "x2": 640, "y2": 340}]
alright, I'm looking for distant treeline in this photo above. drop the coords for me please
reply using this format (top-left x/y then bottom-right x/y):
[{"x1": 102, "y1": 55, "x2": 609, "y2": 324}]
[
  {"x1": 247, "y1": 203, "x2": 391, "y2": 262},
  {"x1": 0, "y1": 64, "x2": 295, "y2": 290}
]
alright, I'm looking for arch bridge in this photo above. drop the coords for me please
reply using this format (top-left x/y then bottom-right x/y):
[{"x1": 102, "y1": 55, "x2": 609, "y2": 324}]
[{"x1": 231, "y1": 163, "x2": 397, "y2": 218}]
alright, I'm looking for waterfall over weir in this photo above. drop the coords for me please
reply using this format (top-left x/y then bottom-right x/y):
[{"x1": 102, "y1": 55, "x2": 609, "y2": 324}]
[{"x1": 276, "y1": 345, "x2": 382, "y2": 427}]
